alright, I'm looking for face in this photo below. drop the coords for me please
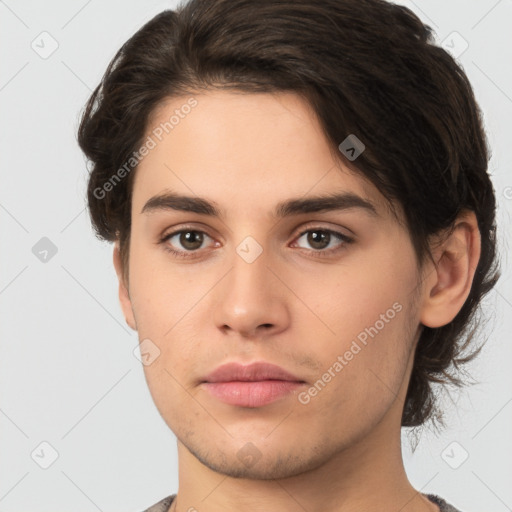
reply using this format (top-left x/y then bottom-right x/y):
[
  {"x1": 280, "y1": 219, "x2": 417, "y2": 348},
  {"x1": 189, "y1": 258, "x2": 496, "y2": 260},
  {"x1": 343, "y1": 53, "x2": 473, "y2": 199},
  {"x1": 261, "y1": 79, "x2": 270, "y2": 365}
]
[{"x1": 120, "y1": 90, "x2": 426, "y2": 479}]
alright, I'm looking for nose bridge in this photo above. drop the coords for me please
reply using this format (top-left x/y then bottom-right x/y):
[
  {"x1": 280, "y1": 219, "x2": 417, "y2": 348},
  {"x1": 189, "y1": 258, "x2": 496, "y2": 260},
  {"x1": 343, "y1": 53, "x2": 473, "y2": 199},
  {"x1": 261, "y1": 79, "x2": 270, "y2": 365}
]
[
  {"x1": 226, "y1": 237, "x2": 273, "y2": 305},
  {"x1": 212, "y1": 235, "x2": 289, "y2": 336}
]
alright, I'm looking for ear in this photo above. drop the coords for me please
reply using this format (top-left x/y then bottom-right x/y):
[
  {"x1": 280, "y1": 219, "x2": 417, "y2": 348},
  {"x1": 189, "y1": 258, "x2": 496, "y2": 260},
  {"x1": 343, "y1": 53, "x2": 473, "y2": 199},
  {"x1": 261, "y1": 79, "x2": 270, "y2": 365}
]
[
  {"x1": 420, "y1": 210, "x2": 481, "y2": 328},
  {"x1": 113, "y1": 242, "x2": 137, "y2": 331}
]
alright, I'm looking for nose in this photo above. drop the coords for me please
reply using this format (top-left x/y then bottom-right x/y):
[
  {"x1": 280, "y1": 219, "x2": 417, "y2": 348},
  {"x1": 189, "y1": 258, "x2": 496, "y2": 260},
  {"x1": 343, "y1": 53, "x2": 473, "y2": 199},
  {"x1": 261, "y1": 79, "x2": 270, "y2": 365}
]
[{"x1": 212, "y1": 245, "x2": 290, "y2": 339}]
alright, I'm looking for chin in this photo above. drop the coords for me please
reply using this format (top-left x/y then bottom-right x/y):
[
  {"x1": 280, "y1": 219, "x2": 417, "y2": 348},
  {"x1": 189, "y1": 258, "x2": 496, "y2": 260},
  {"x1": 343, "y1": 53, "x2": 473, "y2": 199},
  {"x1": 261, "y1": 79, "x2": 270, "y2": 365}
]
[{"x1": 184, "y1": 439, "x2": 330, "y2": 480}]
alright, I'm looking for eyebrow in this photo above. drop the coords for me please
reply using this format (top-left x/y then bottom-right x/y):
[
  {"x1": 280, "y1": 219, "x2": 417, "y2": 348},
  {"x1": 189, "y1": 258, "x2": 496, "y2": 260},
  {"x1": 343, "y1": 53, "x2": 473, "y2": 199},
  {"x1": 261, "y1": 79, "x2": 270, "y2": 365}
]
[{"x1": 141, "y1": 190, "x2": 378, "y2": 218}]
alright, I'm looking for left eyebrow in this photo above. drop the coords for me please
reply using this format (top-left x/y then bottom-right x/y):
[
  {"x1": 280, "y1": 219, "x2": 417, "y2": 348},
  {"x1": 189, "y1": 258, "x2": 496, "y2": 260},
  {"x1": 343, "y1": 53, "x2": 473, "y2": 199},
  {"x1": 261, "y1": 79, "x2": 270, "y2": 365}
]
[
  {"x1": 274, "y1": 192, "x2": 378, "y2": 218},
  {"x1": 140, "y1": 190, "x2": 378, "y2": 218}
]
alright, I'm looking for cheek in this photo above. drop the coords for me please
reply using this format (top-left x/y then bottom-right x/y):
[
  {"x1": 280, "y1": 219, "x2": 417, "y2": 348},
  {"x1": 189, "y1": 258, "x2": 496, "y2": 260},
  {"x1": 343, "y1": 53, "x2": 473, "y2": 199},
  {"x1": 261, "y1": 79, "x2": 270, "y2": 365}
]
[
  {"x1": 128, "y1": 241, "x2": 201, "y2": 335},
  {"x1": 291, "y1": 271, "x2": 416, "y2": 431},
  {"x1": 289, "y1": 246, "x2": 419, "y2": 410},
  {"x1": 127, "y1": 244, "x2": 219, "y2": 384},
  {"x1": 294, "y1": 248, "x2": 417, "y2": 346}
]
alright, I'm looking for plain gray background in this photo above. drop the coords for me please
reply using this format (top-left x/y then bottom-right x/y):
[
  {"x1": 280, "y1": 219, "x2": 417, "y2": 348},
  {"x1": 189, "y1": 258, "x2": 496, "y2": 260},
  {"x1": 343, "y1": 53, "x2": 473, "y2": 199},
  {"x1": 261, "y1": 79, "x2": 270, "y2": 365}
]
[{"x1": 1, "y1": 1, "x2": 511, "y2": 511}]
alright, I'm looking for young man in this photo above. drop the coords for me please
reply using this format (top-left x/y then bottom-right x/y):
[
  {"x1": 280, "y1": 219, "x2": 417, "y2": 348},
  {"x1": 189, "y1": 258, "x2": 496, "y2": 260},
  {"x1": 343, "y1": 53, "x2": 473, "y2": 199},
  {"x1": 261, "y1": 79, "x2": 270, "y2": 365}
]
[{"x1": 77, "y1": 1, "x2": 499, "y2": 511}]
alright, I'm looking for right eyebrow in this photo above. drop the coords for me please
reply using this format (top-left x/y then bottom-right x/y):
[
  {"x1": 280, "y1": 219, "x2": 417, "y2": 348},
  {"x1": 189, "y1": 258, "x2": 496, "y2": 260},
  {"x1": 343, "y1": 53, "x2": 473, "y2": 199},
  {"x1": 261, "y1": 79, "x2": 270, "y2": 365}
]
[
  {"x1": 141, "y1": 192, "x2": 220, "y2": 216},
  {"x1": 140, "y1": 190, "x2": 379, "y2": 219}
]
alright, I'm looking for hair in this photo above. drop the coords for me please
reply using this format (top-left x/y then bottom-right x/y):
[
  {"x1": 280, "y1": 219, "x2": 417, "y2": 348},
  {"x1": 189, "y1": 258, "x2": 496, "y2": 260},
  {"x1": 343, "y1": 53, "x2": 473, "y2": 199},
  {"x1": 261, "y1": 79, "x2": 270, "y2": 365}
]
[{"x1": 77, "y1": 0, "x2": 500, "y2": 428}]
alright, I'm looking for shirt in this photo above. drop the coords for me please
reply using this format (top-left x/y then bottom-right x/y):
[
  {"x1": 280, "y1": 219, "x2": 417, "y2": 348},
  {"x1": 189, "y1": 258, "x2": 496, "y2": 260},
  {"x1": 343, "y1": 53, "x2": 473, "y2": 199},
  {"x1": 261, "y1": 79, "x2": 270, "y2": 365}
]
[{"x1": 141, "y1": 492, "x2": 463, "y2": 511}]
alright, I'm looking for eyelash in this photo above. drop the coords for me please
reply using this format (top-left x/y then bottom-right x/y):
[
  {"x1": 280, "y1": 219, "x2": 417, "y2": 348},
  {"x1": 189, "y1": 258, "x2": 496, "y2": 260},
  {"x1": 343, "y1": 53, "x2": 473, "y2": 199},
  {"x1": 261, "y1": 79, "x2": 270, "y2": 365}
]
[{"x1": 158, "y1": 224, "x2": 354, "y2": 260}]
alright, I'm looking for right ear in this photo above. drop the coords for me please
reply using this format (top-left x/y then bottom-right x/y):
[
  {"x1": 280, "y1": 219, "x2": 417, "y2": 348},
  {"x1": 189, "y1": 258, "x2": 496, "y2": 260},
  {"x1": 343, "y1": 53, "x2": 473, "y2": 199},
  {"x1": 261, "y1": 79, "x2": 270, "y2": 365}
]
[{"x1": 113, "y1": 242, "x2": 137, "y2": 331}]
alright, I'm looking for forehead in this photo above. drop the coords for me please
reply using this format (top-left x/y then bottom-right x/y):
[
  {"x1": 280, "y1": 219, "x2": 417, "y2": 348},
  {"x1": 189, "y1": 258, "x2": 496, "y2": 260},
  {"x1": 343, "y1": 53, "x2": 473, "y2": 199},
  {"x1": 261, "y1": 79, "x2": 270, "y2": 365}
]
[{"x1": 132, "y1": 90, "x2": 395, "y2": 220}]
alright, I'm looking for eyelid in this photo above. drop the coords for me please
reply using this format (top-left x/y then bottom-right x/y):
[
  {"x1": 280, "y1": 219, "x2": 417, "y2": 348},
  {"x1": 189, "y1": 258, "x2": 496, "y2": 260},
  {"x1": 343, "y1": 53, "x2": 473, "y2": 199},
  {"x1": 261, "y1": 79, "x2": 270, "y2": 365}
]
[
  {"x1": 160, "y1": 221, "x2": 353, "y2": 240},
  {"x1": 159, "y1": 223, "x2": 217, "y2": 242},
  {"x1": 159, "y1": 224, "x2": 218, "y2": 248},
  {"x1": 159, "y1": 222, "x2": 354, "y2": 258},
  {"x1": 293, "y1": 221, "x2": 354, "y2": 240},
  {"x1": 290, "y1": 224, "x2": 354, "y2": 257}
]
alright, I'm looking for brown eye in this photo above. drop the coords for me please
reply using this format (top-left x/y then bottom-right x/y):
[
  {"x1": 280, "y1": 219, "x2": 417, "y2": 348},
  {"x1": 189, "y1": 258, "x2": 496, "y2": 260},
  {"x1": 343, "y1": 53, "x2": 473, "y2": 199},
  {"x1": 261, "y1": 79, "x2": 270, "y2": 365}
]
[
  {"x1": 305, "y1": 230, "x2": 331, "y2": 250},
  {"x1": 294, "y1": 228, "x2": 352, "y2": 253},
  {"x1": 177, "y1": 231, "x2": 204, "y2": 251},
  {"x1": 161, "y1": 229, "x2": 213, "y2": 255}
]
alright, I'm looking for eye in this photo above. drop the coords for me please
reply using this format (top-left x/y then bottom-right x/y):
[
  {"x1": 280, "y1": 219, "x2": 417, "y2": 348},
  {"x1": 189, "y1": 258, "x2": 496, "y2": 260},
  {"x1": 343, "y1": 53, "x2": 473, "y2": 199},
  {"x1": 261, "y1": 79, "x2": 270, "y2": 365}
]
[
  {"x1": 292, "y1": 228, "x2": 353, "y2": 256},
  {"x1": 160, "y1": 228, "x2": 216, "y2": 258},
  {"x1": 158, "y1": 225, "x2": 353, "y2": 260}
]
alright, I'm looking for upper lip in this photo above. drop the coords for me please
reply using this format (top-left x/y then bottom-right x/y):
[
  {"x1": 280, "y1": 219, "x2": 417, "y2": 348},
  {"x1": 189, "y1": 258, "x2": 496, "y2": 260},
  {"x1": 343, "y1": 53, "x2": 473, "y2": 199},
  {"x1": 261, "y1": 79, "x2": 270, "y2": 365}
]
[{"x1": 202, "y1": 362, "x2": 304, "y2": 383}]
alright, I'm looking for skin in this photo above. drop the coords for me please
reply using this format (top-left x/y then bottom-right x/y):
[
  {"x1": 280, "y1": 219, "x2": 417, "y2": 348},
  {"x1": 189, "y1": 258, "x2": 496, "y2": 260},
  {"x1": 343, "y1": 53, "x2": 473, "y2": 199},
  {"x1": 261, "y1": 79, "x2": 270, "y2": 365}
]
[{"x1": 113, "y1": 90, "x2": 481, "y2": 512}]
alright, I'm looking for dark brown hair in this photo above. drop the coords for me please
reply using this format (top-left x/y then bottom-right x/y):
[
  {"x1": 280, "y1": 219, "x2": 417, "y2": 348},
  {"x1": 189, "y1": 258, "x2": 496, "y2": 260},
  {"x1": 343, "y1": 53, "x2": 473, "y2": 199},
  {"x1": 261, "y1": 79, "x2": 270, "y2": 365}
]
[{"x1": 77, "y1": 0, "x2": 500, "y2": 428}]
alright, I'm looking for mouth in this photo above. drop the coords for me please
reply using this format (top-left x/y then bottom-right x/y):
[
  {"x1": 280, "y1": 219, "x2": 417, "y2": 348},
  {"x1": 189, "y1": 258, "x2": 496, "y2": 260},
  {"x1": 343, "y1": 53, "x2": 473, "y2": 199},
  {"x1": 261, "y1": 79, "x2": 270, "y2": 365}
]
[{"x1": 201, "y1": 361, "x2": 306, "y2": 408}]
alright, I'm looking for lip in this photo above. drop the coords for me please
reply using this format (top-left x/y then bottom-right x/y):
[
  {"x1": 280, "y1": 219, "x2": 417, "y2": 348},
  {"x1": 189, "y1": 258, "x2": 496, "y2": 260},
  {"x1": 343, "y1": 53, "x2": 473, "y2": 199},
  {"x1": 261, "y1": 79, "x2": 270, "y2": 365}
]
[
  {"x1": 201, "y1": 362, "x2": 306, "y2": 408},
  {"x1": 203, "y1": 361, "x2": 303, "y2": 383}
]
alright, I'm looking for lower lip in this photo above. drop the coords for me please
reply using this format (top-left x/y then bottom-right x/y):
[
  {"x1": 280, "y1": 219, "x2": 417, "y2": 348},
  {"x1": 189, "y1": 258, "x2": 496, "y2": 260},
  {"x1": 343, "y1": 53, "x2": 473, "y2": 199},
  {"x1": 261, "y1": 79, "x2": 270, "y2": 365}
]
[{"x1": 202, "y1": 380, "x2": 304, "y2": 407}]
